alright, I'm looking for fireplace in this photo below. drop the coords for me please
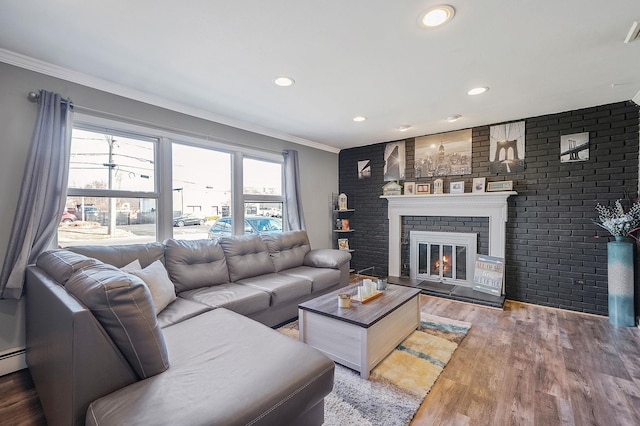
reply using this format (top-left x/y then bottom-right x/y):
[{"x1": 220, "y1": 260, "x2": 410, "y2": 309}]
[
  {"x1": 383, "y1": 191, "x2": 516, "y2": 296},
  {"x1": 410, "y1": 231, "x2": 477, "y2": 287}
]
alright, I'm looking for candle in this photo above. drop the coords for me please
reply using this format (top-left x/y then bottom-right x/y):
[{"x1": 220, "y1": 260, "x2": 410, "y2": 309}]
[{"x1": 338, "y1": 294, "x2": 351, "y2": 308}]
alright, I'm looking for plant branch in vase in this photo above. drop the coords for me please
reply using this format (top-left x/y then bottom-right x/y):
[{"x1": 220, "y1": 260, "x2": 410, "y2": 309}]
[{"x1": 594, "y1": 199, "x2": 640, "y2": 241}]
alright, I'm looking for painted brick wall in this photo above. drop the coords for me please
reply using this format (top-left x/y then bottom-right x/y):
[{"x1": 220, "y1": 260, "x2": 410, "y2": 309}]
[{"x1": 339, "y1": 101, "x2": 640, "y2": 315}]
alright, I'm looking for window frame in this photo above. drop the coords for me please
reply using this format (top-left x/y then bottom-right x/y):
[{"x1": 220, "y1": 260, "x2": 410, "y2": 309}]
[{"x1": 67, "y1": 113, "x2": 286, "y2": 244}]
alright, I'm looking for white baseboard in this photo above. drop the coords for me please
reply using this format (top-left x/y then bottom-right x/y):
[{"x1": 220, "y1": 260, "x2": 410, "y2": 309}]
[{"x1": 0, "y1": 349, "x2": 27, "y2": 377}]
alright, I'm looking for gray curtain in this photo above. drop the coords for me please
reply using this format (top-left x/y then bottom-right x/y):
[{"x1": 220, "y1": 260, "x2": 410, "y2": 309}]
[
  {"x1": 0, "y1": 90, "x2": 74, "y2": 299},
  {"x1": 283, "y1": 150, "x2": 306, "y2": 231}
]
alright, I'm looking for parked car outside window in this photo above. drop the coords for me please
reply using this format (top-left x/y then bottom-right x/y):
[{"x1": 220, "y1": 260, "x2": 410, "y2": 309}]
[
  {"x1": 60, "y1": 211, "x2": 77, "y2": 223},
  {"x1": 208, "y1": 216, "x2": 282, "y2": 238},
  {"x1": 74, "y1": 205, "x2": 100, "y2": 221},
  {"x1": 173, "y1": 213, "x2": 206, "y2": 227}
]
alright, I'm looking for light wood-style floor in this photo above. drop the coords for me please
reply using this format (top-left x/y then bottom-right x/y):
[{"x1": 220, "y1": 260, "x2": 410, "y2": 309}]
[
  {"x1": 413, "y1": 295, "x2": 640, "y2": 425},
  {"x1": 1, "y1": 295, "x2": 639, "y2": 425}
]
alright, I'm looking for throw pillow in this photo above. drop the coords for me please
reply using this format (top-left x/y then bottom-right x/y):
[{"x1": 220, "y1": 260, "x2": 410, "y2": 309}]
[
  {"x1": 121, "y1": 259, "x2": 142, "y2": 272},
  {"x1": 128, "y1": 260, "x2": 177, "y2": 314}
]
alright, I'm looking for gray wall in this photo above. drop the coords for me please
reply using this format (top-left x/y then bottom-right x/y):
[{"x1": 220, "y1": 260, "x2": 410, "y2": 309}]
[{"x1": 0, "y1": 62, "x2": 338, "y2": 355}]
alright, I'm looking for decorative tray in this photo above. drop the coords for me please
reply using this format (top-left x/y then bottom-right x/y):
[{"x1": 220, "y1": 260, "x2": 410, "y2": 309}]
[{"x1": 351, "y1": 291, "x2": 383, "y2": 304}]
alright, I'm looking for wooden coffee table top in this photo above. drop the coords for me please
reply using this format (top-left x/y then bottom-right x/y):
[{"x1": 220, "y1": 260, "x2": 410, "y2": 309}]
[{"x1": 299, "y1": 283, "x2": 421, "y2": 328}]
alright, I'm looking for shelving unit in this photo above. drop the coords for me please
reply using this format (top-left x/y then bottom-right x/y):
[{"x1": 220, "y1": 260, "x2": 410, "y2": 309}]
[
  {"x1": 333, "y1": 209, "x2": 355, "y2": 253},
  {"x1": 331, "y1": 194, "x2": 356, "y2": 271}
]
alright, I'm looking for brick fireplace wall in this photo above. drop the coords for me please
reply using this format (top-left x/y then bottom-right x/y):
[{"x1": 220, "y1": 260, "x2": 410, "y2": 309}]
[{"x1": 338, "y1": 101, "x2": 640, "y2": 316}]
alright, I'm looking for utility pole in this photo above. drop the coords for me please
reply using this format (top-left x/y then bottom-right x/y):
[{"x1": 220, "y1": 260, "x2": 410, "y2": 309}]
[{"x1": 105, "y1": 136, "x2": 117, "y2": 236}]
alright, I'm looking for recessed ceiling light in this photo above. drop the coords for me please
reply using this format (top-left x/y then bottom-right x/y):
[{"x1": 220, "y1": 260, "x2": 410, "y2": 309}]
[
  {"x1": 446, "y1": 115, "x2": 462, "y2": 122},
  {"x1": 397, "y1": 125, "x2": 412, "y2": 132},
  {"x1": 274, "y1": 76, "x2": 295, "y2": 87},
  {"x1": 420, "y1": 5, "x2": 455, "y2": 28},
  {"x1": 467, "y1": 86, "x2": 489, "y2": 95},
  {"x1": 353, "y1": 116, "x2": 367, "y2": 122}
]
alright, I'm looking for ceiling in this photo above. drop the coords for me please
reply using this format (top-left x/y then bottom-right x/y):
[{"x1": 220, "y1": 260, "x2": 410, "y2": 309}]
[{"x1": 1, "y1": 1, "x2": 639, "y2": 153}]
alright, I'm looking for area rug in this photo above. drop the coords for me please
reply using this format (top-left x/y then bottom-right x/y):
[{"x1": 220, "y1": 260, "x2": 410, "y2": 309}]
[{"x1": 278, "y1": 312, "x2": 471, "y2": 426}]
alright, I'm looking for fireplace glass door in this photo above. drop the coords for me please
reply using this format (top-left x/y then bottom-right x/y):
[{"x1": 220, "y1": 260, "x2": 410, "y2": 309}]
[{"x1": 418, "y1": 242, "x2": 468, "y2": 284}]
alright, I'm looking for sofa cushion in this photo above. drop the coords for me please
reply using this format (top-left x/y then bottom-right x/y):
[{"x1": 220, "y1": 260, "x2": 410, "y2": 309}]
[
  {"x1": 179, "y1": 283, "x2": 270, "y2": 316},
  {"x1": 127, "y1": 260, "x2": 177, "y2": 314},
  {"x1": 164, "y1": 239, "x2": 229, "y2": 292},
  {"x1": 65, "y1": 263, "x2": 169, "y2": 379},
  {"x1": 237, "y1": 273, "x2": 312, "y2": 306},
  {"x1": 157, "y1": 298, "x2": 212, "y2": 329},
  {"x1": 280, "y1": 266, "x2": 342, "y2": 292},
  {"x1": 36, "y1": 250, "x2": 100, "y2": 285},
  {"x1": 260, "y1": 230, "x2": 311, "y2": 272},
  {"x1": 86, "y1": 308, "x2": 334, "y2": 426},
  {"x1": 304, "y1": 249, "x2": 351, "y2": 269},
  {"x1": 218, "y1": 235, "x2": 275, "y2": 282},
  {"x1": 68, "y1": 242, "x2": 165, "y2": 268}
]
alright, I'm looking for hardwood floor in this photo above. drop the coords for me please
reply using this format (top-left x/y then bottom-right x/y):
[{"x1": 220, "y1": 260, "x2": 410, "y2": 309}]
[
  {"x1": 412, "y1": 296, "x2": 640, "y2": 426},
  {"x1": 0, "y1": 366, "x2": 45, "y2": 425},
  {"x1": 2, "y1": 295, "x2": 639, "y2": 425}
]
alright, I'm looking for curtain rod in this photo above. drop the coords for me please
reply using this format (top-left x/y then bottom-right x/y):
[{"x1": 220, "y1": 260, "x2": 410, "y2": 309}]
[{"x1": 26, "y1": 91, "x2": 285, "y2": 156}]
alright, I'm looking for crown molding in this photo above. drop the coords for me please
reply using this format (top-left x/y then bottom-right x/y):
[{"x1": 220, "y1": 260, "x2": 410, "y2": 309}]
[
  {"x1": 0, "y1": 48, "x2": 340, "y2": 154},
  {"x1": 633, "y1": 89, "x2": 640, "y2": 107}
]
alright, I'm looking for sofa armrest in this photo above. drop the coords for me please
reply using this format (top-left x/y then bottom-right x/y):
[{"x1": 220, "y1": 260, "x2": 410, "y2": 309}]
[{"x1": 303, "y1": 249, "x2": 351, "y2": 270}]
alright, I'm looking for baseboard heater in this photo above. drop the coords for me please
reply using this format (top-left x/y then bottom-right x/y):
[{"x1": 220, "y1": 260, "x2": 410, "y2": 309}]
[{"x1": 0, "y1": 348, "x2": 27, "y2": 376}]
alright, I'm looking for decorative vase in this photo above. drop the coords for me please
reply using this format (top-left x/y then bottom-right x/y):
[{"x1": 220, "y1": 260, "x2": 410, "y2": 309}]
[{"x1": 607, "y1": 237, "x2": 636, "y2": 326}]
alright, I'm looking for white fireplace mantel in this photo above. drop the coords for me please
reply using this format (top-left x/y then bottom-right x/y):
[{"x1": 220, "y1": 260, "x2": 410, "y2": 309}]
[{"x1": 381, "y1": 191, "x2": 517, "y2": 277}]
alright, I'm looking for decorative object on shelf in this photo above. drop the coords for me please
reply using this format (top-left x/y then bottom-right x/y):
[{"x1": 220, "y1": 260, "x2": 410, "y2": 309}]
[
  {"x1": 560, "y1": 132, "x2": 589, "y2": 163},
  {"x1": 414, "y1": 129, "x2": 472, "y2": 177},
  {"x1": 473, "y1": 177, "x2": 486, "y2": 192},
  {"x1": 338, "y1": 193, "x2": 348, "y2": 210},
  {"x1": 404, "y1": 181, "x2": 415, "y2": 195},
  {"x1": 487, "y1": 180, "x2": 513, "y2": 191},
  {"x1": 433, "y1": 178, "x2": 444, "y2": 194},
  {"x1": 382, "y1": 181, "x2": 402, "y2": 196},
  {"x1": 338, "y1": 238, "x2": 349, "y2": 250},
  {"x1": 594, "y1": 199, "x2": 640, "y2": 326},
  {"x1": 450, "y1": 181, "x2": 464, "y2": 194},
  {"x1": 341, "y1": 219, "x2": 350, "y2": 231},
  {"x1": 489, "y1": 121, "x2": 526, "y2": 173},
  {"x1": 416, "y1": 183, "x2": 431, "y2": 194},
  {"x1": 335, "y1": 219, "x2": 342, "y2": 230}
]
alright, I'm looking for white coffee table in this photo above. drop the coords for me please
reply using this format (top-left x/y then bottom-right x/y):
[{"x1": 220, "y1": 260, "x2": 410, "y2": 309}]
[{"x1": 298, "y1": 283, "x2": 421, "y2": 379}]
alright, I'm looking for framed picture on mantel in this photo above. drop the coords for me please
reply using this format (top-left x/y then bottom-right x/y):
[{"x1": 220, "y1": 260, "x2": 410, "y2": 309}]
[
  {"x1": 416, "y1": 183, "x2": 431, "y2": 195},
  {"x1": 473, "y1": 177, "x2": 486, "y2": 193},
  {"x1": 487, "y1": 180, "x2": 513, "y2": 192}
]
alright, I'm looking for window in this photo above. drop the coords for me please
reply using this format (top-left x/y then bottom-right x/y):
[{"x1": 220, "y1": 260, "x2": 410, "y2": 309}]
[
  {"x1": 59, "y1": 128, "x2": 158, "y2": 246},
  {"x1": 59, "y1": 116, "x2": 286, "y2": 246},
  {"x1": 172, "y1": 143, "x2": 231, "y2": 240},
  {"x1": 243, "y1": 157, "x2": 284, "y2": 236}
]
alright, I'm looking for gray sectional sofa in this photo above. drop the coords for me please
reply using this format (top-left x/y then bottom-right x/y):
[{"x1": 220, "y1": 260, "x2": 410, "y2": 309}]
[{"x1": 25, "y1": 230, "x2": 351, "y2": 426}]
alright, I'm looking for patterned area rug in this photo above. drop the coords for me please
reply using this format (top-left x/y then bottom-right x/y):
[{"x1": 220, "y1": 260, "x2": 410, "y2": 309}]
[{"x1": 279, "y1": 312, "x2": 470, "y2": 426}]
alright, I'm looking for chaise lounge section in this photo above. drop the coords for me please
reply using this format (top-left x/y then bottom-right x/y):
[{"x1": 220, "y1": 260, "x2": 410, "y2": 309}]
[{"x1": 25, "y1": 230, "x2": 350, "y2": 425}]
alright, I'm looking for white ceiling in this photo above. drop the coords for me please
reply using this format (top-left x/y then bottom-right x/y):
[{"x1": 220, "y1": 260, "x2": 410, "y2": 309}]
[{"x1": 1, "y1": 1, "x2": 639, "y2": 152}]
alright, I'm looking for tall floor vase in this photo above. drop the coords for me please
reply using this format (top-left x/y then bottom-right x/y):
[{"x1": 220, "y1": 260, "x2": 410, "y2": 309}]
[{"x1": 607, "y1": 237, "x2": 635, "y2": 326}]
